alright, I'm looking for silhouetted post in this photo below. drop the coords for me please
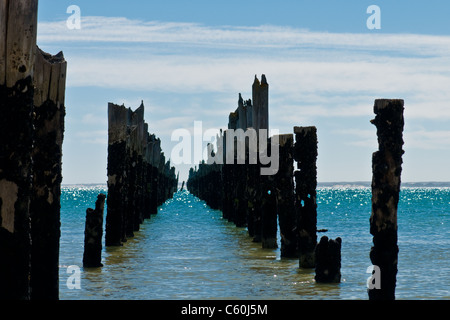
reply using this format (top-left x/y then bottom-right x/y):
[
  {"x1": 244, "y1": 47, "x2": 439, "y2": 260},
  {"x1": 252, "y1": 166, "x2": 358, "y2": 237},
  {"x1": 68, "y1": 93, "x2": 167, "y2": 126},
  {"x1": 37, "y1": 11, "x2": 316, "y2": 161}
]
[
  {"x1": 294, "y1": 126, "x2": 318, "y2": 268},
  {"x1": 250, "y1": 75, "x2": 269, "y2": 242},
  {"x1": 315, "y1": 236, "x2": 342, "y2": 283},
  {"x1": 252, "y1": 74, "x2": 269, "y2": 132},
  {"x1": 150, "y1": 138, "x2": 162, "y2": 215},
  {"x1": 83, "y1": 194, "x2": 106, "y2": 268},
  {"x1": 106, "y1": 103, "x2": 130, "y2": 246},
  {"x1": 246, "y1": 163, "x2": 260, "y2": 239},
  {"x1": 260, "y1": 176, "x2": 277, "y2": 248},
  {"x1": 125, "y1": 104, "x2": 144, "y2": 237},
  {"x1": 222, "y1": 129, "x2": 233, "y2": 221},
  {"x1": 143, "y1": 131, "x2": 152, "y2": 219},
  {"x1": 0, "y1": 0, "x2": 38, "y2": 300},
  {"x1": 369, "y1": 99, "x2": 404, "y2": 300},
  {"x1": 134, "y1": 104, "x2": 146, "y2": 231},
  {"x1": 275, "y1": 134, "x2": 297, "y2": 258},
  {"x1": 30, "y1": 48, "x2": 67, "y2": 300}
]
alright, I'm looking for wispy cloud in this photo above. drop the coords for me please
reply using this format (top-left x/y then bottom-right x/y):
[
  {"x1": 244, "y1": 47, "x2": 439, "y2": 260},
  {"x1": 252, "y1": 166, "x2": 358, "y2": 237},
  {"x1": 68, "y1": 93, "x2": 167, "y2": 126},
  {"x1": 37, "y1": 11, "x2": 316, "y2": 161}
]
[
  {"x1": 38, "y1": 16, "x2": 450, "y2": 56},
  {"x1": 405, "y1": 130, "x2": 450, "y2": 150},
  {"x1": 39, "y1": 16, "x2": 450, "y2": 161},
  {"x1": 38, "y1": 16, "x2": 450, "y2": 119},
  {"x1": 82, "y1": 113, "x2": 107, "y2": 125},
  {"x1": 75, "y1": 130, "x2": 108, "y2": 145},
  {"x1": 35, "y1": 15, "x2": 450, "y2": 183}
]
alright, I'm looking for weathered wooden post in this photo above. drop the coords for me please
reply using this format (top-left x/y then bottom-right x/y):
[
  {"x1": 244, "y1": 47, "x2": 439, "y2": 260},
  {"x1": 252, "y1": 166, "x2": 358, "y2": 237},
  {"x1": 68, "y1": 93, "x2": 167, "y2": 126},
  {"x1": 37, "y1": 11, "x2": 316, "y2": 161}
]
[
  {"x1": 30, "y1": 48, "x2": 67, "y2": 300},
  {"x1": 222, "y1": 128, "x2": 233, "y2": 221},
  {"x1": 157, "y1": 153, "x2": 166, "y2": 207},
  {"x1": 260, "y1": 177, "x2": 277, "y2": 248},
  {"x1": 125, "y1": 104, "x2": 144, "y2": 237},
  {"x1": 132, "y1": 103, "x2": 145, "y2": 232},
  {"x1": 369, "y1": 99, "x2": 404, "y2": 300},
  {"x1": 106, "y1": 103, "x2": 130, "y2": 246},
  {"x1": 83, "y1": 194, "x2": 106, "y2": 268},
  {"x1": 150, "y1": 138, "x2": 162, "y2": 215},
  {"x1": 275, "y1": 134, "x2": 297, "y2": 258},
  {"x1": 315, "y1": 236, "x2": 342, "y2": 283},
  {"x1": 246, "y1": 162, "x2": 260, "y2": 240},
  {"x1": 260, "y1": 135, "x2": 278, "y2": 249},
  {"x1": 294, "y1": 126, "x2": 318, "y2": 268},
  {"x1": 0, "y1": 0, "x2": 38, "y2": 300},
  {"x1": 250, "y1": 75, "x2": 269, "y2": 243},
  {"x1": 146, "y1": 135, "x2": 156, "y2": 215},
  {"x1": 252, "y1": 75, "x2": 269, "y2": 132}
]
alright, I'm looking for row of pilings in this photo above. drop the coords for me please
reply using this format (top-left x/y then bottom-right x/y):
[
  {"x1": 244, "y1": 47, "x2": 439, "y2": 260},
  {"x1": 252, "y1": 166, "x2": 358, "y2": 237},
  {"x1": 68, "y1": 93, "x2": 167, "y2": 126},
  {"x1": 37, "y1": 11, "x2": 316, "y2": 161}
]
[
  {"x1": 187, "y1": 75, "x2": 404, "y2": 299},
  {"x1": 0, "y1": 1, "x2": 67, "y2": 300},
  {"x1": 0, "y1": 0, "x2": 179, "y2": 299},
  {"x1": 186, "y1": 75, "x2": 342, "y2": 283},
  {"x1": 105, "y1": 102, "x2": 178, "y2": 247}
]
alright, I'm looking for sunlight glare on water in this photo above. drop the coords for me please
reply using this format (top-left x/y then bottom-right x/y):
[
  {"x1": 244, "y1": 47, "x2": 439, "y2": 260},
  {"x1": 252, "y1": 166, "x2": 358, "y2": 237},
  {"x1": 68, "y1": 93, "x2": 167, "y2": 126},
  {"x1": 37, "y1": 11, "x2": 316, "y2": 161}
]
[{"x1": 59, "y1": 186, "x2": 450, "y2": 300}]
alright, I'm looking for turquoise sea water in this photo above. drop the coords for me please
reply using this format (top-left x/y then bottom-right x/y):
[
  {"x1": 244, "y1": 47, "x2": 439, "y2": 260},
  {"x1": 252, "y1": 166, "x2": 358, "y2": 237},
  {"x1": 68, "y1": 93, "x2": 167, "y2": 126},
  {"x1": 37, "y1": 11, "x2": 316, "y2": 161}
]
[{"x1": 59, "y1": 185, "x2": 450, "y2": 300}]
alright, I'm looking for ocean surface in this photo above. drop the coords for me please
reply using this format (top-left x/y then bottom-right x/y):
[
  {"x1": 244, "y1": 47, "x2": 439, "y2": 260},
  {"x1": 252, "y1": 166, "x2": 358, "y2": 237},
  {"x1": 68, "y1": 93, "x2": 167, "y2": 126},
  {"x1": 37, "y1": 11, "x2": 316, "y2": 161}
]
[{"x1": 59, "y1": 185, "x2": 450, "y2": 300}]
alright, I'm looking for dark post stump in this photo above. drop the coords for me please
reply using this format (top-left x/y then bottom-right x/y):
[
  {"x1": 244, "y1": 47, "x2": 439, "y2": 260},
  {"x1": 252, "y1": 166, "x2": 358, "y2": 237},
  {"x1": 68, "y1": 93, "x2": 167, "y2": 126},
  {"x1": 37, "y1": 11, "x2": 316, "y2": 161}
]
[
  {"x1": 0, "y1": 0, "x2": 38, "y2": 300},
  {"x1": 83, "y1": 194, "x2": 106, "y2": 268},
  {"x1": 315, "y1": 236, "x2": 342, "y2": 283},
  {"x1": 369, "y1": 99, "x2": 404, "y2": 300},
  {"x1": 294, "y1": 126, "x2": 318, "y2": 268}
]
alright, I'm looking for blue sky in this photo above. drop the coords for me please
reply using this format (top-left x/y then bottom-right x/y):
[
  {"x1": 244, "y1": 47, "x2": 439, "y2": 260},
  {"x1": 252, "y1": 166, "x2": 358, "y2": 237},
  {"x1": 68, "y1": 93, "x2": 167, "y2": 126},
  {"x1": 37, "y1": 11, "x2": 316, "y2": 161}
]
[{"x1": 36, "y1": 0, "x2": 450, "y2": 184}]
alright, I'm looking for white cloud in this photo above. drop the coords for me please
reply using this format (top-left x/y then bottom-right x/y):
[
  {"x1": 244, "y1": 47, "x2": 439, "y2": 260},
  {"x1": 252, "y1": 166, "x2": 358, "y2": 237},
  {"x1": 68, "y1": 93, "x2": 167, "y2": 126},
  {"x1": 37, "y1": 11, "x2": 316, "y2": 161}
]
[
  {"x1": 82, "y1": 113, "x2": 107, "y2": 125},
  {"x1": 75, "y1": 130, "x2": 108, "y2": 145},
  {"x1": 38, "y1": 16, "x2": 450, "y2": 56},
  {"x1": 38, "y1": 15, "x2": 450, "y2": 181},
  {"x1": 405, "y1": 130, "x2": 450, "y2": 150},
  {"x1": 37, "y1": 17, "x2": 450, "y2": 123}
]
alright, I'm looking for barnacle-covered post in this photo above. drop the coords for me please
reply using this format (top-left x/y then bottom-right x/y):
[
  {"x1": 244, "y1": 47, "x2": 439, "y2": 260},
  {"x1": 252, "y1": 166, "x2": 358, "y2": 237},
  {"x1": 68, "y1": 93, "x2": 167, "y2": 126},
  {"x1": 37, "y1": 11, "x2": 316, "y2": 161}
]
[
  {"x1": 369, "y1": 99, "x2": 404, "y2": 300},
  {"x1": 30, "y1": 47, "x2": 67, "y2": 300},
  {"x1": 294, "y1": 126, "x2": 318, "y2": 268},
  {"x1": 275, "y1": 134, "x2": 297, "y2": 257},
  {"x1": 105, "y1": 103, "x2": 130, "y2": 246},
  {"x1": 0, "y1": 0, "x2": 38, "y2": 300},
  {"x1": 83, "y1": 194, "x2": 106, "y2": 268}
]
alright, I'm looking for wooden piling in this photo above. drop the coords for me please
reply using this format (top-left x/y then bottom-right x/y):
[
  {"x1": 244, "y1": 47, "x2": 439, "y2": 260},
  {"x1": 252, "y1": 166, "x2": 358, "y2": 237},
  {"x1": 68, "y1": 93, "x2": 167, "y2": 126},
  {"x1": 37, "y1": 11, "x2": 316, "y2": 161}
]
[
  {"x1": 83, "y1": 194, "x2": 106, "y2": 268},
  {"x1": 294, "y1": 126, "x2": 318, "y2": 268},
  {"x1": 30, "y1": 48, "x2": 67, "y2": 300},
  {"x1": 0, "y1": 0, "x2": 38, "y2": 300},
  {"x1": 150, "y1": 137, "x2": 162, "y2": 215},
  {"x1": 142, "y1": 131, "x2": 152, "y2": 219},
  {"x1": 275, "y1": 134, "x2": 297, "y2": 258},
  {"x1": 125, "y1": 103, "x2": 144, "y2": 237},
  {"x1": 259, "y1": 136, "x2": 278, "y2": 249},
  {"x1": 246, "y1": 162, "x2": 260, "y2": 240},
  {"x1": 260, "y1": 176, "x2": 277, "y2": 249},
  {"x1": 369, "y1": 99, "x2": 404, "y2": 300},
  {"x1": 251, "y1": 75, "x2": 269, "y2": 132},
  {"x1": 315, "y1": 236, "x2": 342, "y2": 283},
  {"x1": 106, "y1": 103, "x2": 130, "y2": 246},
  {"x1": 106, "y1": 102, "x2": 177, "y2": 246}
]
